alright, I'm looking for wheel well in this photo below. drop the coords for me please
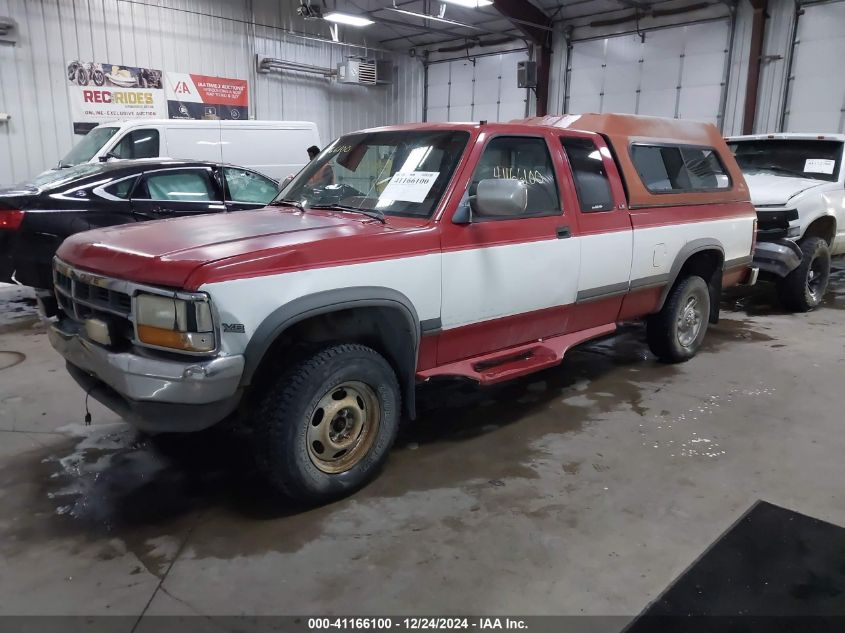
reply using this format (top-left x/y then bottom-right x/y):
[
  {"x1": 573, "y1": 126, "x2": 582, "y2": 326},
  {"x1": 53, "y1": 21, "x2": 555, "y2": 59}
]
[
  {"x1": 670, "y1": 249, "x2": 724, "y2": 324},
  {"x1": 248, "y1": 306, "x2": 418, "y2": 419},
  {"x1": 803, "y1": 216, "x2": 836, "y2": 245}
]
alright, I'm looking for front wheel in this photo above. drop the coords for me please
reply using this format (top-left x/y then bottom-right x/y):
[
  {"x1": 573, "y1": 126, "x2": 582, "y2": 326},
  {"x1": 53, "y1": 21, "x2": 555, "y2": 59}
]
[
  {"x1": 778, "y1": 236, "x2": 831, "y2": 312},
  {"x1": 253, "y1": 344, "x2": 401, "y2": 503},
  {"x1": 647, "y1": 275, "x2": 711, "y2": 363}
]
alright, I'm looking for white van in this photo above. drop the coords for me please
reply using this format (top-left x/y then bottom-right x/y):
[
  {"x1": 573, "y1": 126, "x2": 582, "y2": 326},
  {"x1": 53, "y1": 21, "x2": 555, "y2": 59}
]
[{"x1": 53, "y1": 119, "x2": 320, "y2": 180}]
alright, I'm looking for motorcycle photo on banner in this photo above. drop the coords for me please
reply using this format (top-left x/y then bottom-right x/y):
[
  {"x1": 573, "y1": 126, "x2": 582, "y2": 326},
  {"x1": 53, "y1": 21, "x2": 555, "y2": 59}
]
[
  {"x1": 66, "y1": 60, "x2": 166, "y2": 134},
  {"x1": 165, "y1": 72, "x2": 249, "y2": 120}
]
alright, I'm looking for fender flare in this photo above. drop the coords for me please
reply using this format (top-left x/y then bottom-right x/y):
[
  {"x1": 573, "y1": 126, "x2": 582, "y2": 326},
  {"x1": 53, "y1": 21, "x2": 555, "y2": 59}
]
[
  {"x1": 656, "y1": 238, "x2": 725, "y2": 312},
  {"x1": 240, "y1": 286, "x2": 421, "y2": 417},
  {"x1": 800, "y1": 212, "x2": 837, "y2": 243}
]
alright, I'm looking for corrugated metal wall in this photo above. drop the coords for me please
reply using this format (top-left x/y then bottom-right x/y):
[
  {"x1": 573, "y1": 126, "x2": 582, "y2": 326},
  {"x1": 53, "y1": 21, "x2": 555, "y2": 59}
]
[
  {"x1": 0, "y1": 0, "x2": 423, "y2": 185},
  {"x1": 250, "y1": 0, "x2": 423, "y2": 144},
  {"x1": 548, "y1": 0, "x2": 801, "y2": 136}
]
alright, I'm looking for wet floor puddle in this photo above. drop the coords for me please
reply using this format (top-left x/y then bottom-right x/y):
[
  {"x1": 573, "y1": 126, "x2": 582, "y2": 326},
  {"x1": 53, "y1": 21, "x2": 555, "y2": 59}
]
[{"x1": 0, "y1": 314, "x2": 781, "y2": 568}]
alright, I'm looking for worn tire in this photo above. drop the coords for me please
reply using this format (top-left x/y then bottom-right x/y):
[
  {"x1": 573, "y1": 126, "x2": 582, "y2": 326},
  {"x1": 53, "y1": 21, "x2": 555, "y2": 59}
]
[
  {"x1": 778, "y1": 237, "x2": 831, "y2": 312},
  {"x1": 647, "y1": 275, "x2": 711, "y2": 363},
  {"x1": 253, "y1": 344, "x2": 400, "y2": 503}
]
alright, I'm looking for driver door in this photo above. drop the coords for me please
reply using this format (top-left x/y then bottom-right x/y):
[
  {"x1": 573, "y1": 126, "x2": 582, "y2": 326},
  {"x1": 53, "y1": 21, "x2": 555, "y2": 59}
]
[
  {"x1": 438, "y1": 133, "x2": 580, "y2": 364},
  {"x1": 130, "y1": 166, "x2": 225, "y2": 220}
]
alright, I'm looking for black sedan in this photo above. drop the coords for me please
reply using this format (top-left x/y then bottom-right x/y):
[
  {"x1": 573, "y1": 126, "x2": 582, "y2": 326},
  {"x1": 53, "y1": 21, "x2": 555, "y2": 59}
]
[{"x1": 0, "y1": 160, "x2": 280, "y2": 289}]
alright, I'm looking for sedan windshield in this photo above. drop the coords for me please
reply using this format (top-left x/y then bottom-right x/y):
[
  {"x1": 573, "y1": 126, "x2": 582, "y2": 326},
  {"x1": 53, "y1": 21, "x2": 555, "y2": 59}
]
[
  {"x1": 26, "y1": 163, "x2": 106, "y2": 190},
  {"x1": 728, "y1": 139, "x2": 844, "y2": 182},
  {"x1": 58, "y1": 126, "x2": 120, "y2": 168},
  {"x1": 276, "y1": 130, "x2": 470, "y2": 218}
]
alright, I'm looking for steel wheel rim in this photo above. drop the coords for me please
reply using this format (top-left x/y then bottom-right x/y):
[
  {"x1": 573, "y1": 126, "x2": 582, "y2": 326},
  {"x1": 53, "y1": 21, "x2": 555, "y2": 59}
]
[
  {"x1": 676, "y1": 295, "x2": 703, "y2": 348},
  {"x1": 807, "y1": 256, "x2": 826, "y2": 302},
  {"x1": 306, "y1": 381, "x2": 380, "y2": 474}
]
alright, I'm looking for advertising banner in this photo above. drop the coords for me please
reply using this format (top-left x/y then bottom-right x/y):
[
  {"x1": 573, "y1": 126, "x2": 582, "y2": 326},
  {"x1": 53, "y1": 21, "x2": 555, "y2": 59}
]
[
  {"x1": 66, "y1": 61, "x2": 166, "y2": 133},
  {"x1": 165, "y1": 72, "x2": 249, "y2": 120}
]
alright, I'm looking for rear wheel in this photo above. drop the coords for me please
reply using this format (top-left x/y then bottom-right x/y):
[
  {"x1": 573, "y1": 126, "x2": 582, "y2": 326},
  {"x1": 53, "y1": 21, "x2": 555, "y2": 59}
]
[
  {"x1": 778, "y1": 236, "x2": 830, "y2": 312},
  {"x1": 647, "y1": 275, "x2": 711, "y2": 363},
  {"x1": 253, "y1": 344, "x2": 400, "y2": 503}
]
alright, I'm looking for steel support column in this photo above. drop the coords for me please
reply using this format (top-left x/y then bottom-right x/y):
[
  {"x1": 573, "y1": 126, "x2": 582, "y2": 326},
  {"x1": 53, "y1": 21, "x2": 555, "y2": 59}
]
[
  {"x1": 742, "y1": 0, "x2": 768, "y2": 134},
  {"x1": 492, "y1": 0, "x2": 554, "y2": 116}
]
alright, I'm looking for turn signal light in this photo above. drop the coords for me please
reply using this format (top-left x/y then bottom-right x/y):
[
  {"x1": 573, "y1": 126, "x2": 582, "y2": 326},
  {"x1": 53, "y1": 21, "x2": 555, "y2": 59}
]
[
  {"x1": 0, "y1": 209, "x2": 24, "y2": 230},
  {"x1": 137, "y1": 324, "x2": 215, "y2": 353}
]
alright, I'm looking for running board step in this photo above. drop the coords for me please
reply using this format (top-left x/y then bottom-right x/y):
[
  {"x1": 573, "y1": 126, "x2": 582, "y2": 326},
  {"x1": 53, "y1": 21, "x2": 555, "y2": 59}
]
[
  {"x1": 417, "y1": 323, "x2": 617, "y2": 386},
  {"x1": 472, "y1": 346, "x2": 558, "y2": 383}
]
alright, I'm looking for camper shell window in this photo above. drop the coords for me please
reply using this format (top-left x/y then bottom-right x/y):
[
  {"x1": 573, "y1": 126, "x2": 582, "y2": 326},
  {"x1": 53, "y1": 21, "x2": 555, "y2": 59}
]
[{"x1": 630, "y1": 143, "x2": 731, "y2": 194}]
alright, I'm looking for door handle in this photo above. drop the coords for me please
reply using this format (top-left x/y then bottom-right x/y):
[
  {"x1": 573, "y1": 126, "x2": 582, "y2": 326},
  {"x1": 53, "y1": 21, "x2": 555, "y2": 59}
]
[{"x1": 556, "y1": 225, "x2": 571, "y2": 239}]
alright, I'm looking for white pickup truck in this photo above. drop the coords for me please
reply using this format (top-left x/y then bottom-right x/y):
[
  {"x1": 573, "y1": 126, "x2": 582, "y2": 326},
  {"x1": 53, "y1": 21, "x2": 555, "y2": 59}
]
[{"x1": 727, "y1": 134, "x2": 845, "y2": 310}]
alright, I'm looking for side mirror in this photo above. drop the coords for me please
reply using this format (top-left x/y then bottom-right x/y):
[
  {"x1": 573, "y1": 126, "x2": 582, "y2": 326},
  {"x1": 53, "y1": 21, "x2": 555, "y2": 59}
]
[
  {"x1": 280, "y1": 174, "x2": 294, "y2": 188},
  {"x1": 98, "y1": 155, "x2": 109, "y2": 163},
  {"x1": 474, "y1": 178, "x2": 528, "y2": 218}
]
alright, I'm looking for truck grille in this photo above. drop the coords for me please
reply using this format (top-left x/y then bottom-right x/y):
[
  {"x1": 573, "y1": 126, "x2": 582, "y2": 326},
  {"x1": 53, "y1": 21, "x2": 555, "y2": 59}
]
[
  {"x1": 53, "y1": 261, "x2": 135, "y2": 344},
  {"x1": 755, "y1": 208, "x2": 799, "y2": 241}
]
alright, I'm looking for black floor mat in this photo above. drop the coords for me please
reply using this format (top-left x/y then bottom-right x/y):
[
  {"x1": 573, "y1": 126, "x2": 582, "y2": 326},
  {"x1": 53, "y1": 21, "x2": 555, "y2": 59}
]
[{"x1": 626, "y1": 501, "x2": 845, "y2": 632}]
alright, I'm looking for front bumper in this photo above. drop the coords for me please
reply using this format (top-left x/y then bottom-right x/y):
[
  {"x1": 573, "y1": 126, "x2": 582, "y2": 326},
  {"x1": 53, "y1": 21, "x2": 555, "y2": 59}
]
[
  {"x1": 49, "y1": 319, "x2": 245, "y2": 433},
  {"x1": 753, "y1": 239, "x2": 803, "y2": 278}
]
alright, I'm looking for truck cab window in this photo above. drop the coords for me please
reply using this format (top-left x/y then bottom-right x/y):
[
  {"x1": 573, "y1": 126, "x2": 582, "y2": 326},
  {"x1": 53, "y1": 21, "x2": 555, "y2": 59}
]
[
  {"x1": 561, "y1": 137, "x2": 614, "y2": 212},
  {"x1": 470, "y1": 136, "x2": 560, "y2": 218},
  {"x1": 111, "y1": 129, "x2": 160, "y2": 160}
]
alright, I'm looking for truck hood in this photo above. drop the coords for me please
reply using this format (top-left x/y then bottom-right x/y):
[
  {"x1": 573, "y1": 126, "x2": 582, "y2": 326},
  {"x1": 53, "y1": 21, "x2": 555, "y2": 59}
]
[
  {"x1": 56, "y1": 208, "x2": 433, "y2": 290},
  {"x1": 743, "y1": 172, "x2": 828, "y2": 206}
]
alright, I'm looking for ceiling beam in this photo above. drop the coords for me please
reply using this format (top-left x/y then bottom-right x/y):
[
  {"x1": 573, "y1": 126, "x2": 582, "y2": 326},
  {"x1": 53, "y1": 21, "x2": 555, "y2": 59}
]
[{"x1": 491, "y1": 0, "x2": 554, "y2": 45}]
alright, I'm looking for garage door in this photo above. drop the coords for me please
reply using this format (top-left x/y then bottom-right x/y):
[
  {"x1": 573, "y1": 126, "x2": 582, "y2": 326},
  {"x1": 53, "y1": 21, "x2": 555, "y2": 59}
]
[
  {"x1": 783, "y1": 1, "x2": 845, "y2": 132},
  {"x1": 566, "y1": 20, "x2": 731, "y2": 127},
  {"x1": 425, "y1": 50, "x2": 529, "y2": 122}
]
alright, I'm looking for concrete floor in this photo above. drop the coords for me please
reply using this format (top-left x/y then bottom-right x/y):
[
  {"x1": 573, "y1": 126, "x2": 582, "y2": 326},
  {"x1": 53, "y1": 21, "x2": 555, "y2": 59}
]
[{"x1": 1, "y1": 269, "x2": 844, "y2": 625}]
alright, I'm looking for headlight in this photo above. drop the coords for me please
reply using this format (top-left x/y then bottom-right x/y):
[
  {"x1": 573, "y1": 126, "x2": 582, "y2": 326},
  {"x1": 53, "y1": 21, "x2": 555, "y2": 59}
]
[{"x1": 135, "y1": 293, "x2": 215, "y2": 353}]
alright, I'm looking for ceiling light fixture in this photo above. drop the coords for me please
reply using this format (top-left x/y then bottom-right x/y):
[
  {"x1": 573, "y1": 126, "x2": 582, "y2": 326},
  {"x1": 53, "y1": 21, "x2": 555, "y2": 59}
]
[
  {"x1": 323, "y1": 12, "x2": 374, "y2": 26},
  {"x1": 440, "y1": 0, "x2": 493, "y2": 8}
]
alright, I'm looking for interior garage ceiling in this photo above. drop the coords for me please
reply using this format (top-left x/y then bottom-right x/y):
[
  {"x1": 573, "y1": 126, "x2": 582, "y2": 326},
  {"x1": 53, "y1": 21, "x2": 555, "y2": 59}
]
[{"x1": 312, "y1": 0, "x2": 734, "y2": 50}]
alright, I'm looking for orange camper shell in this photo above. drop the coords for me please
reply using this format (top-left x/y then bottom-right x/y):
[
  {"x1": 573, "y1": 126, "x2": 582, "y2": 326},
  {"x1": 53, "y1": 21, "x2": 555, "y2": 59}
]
[{"x1": 518, "y1": 113, "x2": 750, "y2": 209}]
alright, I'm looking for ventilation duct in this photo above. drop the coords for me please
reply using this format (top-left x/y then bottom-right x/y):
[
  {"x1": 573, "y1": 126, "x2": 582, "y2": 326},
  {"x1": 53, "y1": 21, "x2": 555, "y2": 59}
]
[{"x1": 256, "y1": 55, "x2": 337, "y2": 77}]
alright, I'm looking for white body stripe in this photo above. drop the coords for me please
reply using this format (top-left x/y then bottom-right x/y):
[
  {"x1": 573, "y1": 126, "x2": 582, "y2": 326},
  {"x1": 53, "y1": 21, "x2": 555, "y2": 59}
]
[
  {"x1": 202, "y1": 253, "x2": 442, "y2": 355},
  {"x1": 631, "y1": 217, "x2": 754, "y2": 283},
  {"x1": 203, "y1": 216, "x2": 754, "y2": 356},
  {"x1": 441, "y1": 239, "x2": 581, "y2": 329},
  {"x1": 578, "y1": 231, "x2": 634, "y2": 291}
]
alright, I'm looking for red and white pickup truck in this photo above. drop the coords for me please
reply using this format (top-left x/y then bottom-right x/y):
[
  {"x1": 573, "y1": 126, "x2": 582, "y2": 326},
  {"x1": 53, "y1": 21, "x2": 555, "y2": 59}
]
[{"x1": 44, "y1": 114, "x2": 757, "y2": 502}]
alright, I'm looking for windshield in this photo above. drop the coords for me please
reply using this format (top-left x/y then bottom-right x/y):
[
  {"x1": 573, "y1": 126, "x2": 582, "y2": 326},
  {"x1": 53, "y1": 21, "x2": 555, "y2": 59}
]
[
  {"x1": 276, "y1": 130, "x2": 471, "y2": 218},
  {"x1": 58, "y1": 126, "x2": 120, "y2": 168},
  {"x1": 728, "y1": 139, "x2": 844, "y2": 182},
  {"x1": 25, "y1": 163, "x2": 106, "y2": 190}
]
